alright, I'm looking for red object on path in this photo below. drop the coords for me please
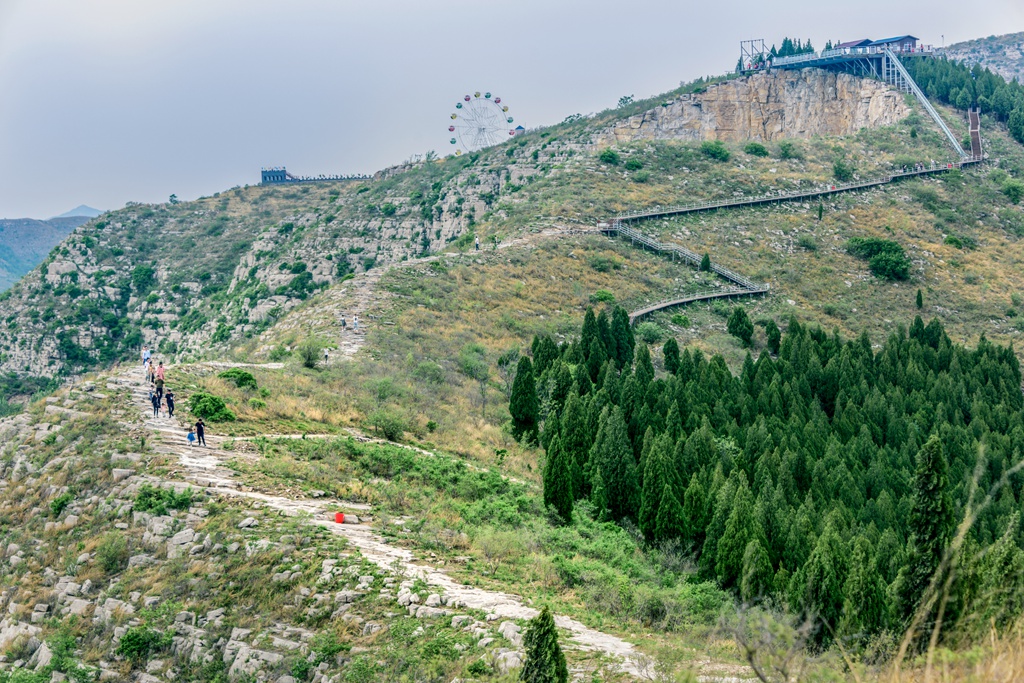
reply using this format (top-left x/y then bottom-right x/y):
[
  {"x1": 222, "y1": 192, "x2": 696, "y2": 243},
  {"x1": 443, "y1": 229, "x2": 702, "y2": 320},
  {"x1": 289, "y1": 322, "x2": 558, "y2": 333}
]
[{"x1": 335, "y1": 512, "x2": 345, "y2": 524}]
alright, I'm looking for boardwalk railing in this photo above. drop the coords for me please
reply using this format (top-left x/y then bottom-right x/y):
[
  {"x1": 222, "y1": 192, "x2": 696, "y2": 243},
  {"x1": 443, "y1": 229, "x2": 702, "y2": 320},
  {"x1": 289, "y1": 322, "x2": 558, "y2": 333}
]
[
  {"x1": 600, "y1": 159, "x2": 981, "y2": 323},
  {"x1": 611, "y1": 160, "x2": 978, "y2": 223},
  {"x1": 600, "y1": 223, "x2": 770, "y2": 322}
]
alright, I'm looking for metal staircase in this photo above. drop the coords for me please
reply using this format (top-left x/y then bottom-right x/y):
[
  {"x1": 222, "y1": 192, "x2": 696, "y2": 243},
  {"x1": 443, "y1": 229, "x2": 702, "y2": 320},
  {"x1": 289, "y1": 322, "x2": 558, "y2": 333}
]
[
  {"x1": 969, "y1": 107, "x2": 983, "y2": 159},
  {"x1": 883, "y1": 48, "x2": 969, "y2": 158}
]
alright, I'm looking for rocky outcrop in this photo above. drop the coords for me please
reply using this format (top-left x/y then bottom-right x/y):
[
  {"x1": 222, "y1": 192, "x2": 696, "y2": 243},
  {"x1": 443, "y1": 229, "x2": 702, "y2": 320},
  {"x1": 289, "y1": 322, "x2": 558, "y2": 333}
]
[{"x1": 596, "y1": 69, "x2": 909, "y2": 145}]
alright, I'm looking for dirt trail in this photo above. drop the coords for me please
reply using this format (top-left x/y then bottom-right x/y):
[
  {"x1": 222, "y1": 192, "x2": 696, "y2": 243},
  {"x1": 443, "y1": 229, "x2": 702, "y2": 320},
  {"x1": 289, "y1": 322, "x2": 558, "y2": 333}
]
[{"x1": 116, "y1": 363, "x2": 641, "y2": 676}]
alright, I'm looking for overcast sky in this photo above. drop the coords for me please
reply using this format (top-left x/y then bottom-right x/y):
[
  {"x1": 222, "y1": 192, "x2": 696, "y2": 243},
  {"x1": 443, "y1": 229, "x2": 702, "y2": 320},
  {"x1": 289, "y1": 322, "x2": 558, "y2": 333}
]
[{"x1": 1, "y1": 0, "x2": 1021, "y2": 218}]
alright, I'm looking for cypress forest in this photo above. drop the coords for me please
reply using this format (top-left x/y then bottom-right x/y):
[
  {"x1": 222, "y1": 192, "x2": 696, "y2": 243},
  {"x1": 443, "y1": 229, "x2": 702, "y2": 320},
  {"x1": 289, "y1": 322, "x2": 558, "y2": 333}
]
[{"x1": 513, "y1": 307, "x2": 1024, "y2": 646}]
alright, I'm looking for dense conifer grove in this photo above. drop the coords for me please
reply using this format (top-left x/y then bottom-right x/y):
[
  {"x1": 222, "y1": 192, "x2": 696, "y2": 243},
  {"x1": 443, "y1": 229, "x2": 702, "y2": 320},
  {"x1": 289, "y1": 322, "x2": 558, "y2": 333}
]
[
  {"x1": 518, "y1": 307, "x2": 1024, "y2": 644},
  {"x1": 902, "y1": 56, "x2": 1024, "y2": 144}
]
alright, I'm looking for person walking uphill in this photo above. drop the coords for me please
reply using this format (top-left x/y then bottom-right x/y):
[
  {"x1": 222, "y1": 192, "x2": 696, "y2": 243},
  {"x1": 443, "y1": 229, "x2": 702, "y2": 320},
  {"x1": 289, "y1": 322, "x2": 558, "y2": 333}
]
[
  {"x1": 195, "y1": 418, "x2": 206, "y2": 447},
  {"x1": 165, "y1": 390, "x2": 175, "y2": 418}
]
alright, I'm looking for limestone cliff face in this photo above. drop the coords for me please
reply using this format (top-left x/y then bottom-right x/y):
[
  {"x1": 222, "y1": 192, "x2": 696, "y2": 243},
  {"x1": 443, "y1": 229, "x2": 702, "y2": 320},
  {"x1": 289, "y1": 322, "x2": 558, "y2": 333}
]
[{"x1": 596, "y1": 69, "x2": 910, "y2": 145}]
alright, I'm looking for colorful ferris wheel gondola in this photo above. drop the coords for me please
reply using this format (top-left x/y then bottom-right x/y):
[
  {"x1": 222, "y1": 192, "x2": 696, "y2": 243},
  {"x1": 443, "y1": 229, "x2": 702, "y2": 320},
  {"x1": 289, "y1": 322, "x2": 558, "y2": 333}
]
[{"x1": 447, "y1": 91, "x2": 516, "y2": 153}]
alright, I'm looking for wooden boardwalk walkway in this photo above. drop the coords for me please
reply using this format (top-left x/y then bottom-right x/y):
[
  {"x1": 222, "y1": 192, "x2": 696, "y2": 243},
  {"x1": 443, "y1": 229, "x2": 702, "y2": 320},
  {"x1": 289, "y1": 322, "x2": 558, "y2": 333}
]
[{"x1": 601, "y1": 159, "x2": 980, "y2": 323}]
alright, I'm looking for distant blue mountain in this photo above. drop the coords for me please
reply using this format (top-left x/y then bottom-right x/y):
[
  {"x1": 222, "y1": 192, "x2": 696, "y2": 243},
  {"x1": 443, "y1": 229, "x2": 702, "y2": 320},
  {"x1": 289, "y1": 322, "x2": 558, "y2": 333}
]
[{"x1": 52, "y1": 205, "x2": 102, "y2": 219}]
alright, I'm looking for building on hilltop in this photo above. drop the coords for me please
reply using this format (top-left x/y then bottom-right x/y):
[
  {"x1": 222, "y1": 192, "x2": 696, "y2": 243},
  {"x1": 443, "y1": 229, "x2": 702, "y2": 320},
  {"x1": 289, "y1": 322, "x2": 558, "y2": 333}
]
[
  {"x1": 868, "y1": 35, "x2": 919, "y2": 52},
  {"x1": 261, "y1": 167, "x2": 291, "y2": 184}
]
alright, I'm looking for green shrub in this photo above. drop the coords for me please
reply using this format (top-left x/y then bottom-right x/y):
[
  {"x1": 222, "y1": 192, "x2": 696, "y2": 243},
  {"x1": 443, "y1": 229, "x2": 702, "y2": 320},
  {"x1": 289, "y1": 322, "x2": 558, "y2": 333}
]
[
  {"x1": 187, "y1": 392, "x2": 235, "y2": 421},
  {"x1": 671, "y1": 314, "x2": 690, "y2": 327},
  {"x1": 268, "y1": 346, "x2": 291, "y2": 361},
  {"x1": 743, "y1": 142, "x2": 769, "y2": 157},
  {"x1": 134, "y1": 483, "x2": 193, "y2": 515},
  {"x1": 414, "y1": 361, "x2": 445, "y2": 384},
  {"x1": 778, "y1": 140, "x2": 802, "y2": 159},
  {"x1": 700, "y1": 140, "x2": 730, "y2": 161},
  {"x1": 589, "y1": 256, "x2": 620, "y2": 273},
  {"x1": 96, "y1": 532, "x2": 129, "y2": 573},
  {"x1": 50, "y1": 492, "x2": 73, "y2": 516},
  {"x1": 631, "y1": 170, "x2": 650, "y2": 183},
  {"x1": 297, "y1": 339, "x2": 322, "y2": 369},
  {"x1": 846, "y1": 237, "x2": 911, "y2": 280},
  {"x1": 218, "y1": 368, "x2": 258, "y2": 390},
  {"x1": 381, "y1": 203, "x2": 397, "y2": 217},
  {"x1": 598, "y1": 149, "x2": 620, "y2": 165},
  {"x1": 467, "y1": 660, "x2": 492, "y2": 676},
  {"x1": 426, "y1": 420, "x2": 438, "y2": 433},
  {"x1": 1003, "y1": 180, "x2": 1024, "y2": 204},
  {"x1": 590, "y1": 290, "x2": 615, "y2": 303},
  {"x1": 248, "y1": 397, "x2": 267, "y2": 410},
  {"x1": 624, "y1": 157, "x2": 644, "y2": 171},
  {"x1": 635, "y1": 322, "x2": 665, "y2": 344},
  {"x1": 117, "y1": 627, "x2": 168, "y2": 663},
  {"x1": 869, "y1": 251, "x2": 911, "y2": 280},
  {"x1": 833, "y1": 159, "x2": 855, "y2": 182},
  {"x1": 797, "y1": 235, "x2": 818, "y2": 251},
  {"x1": 368, "y1": 409, "x2": 406, "y2": 442}
]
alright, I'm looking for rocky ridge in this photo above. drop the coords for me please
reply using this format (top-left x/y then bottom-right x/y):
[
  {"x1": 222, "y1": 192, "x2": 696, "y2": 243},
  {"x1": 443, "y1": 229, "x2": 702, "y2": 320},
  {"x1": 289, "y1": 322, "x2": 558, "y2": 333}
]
[{"x1": 595, "y1": 68, "x2": 909, "y2": 145}]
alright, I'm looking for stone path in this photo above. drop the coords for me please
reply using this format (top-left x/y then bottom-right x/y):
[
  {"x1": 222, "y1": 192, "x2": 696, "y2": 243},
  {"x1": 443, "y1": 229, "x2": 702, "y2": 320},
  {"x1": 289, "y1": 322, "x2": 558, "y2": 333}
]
[{"x1": 115, "y1": 364, "x2": 642, "y2": 677}]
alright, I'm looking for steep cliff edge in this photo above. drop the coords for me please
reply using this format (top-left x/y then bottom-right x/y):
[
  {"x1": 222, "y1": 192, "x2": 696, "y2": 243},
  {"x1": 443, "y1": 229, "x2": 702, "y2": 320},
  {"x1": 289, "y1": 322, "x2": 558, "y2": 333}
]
[{"x1": 596, "y1": 69, "x2": 909, "y2": 145}]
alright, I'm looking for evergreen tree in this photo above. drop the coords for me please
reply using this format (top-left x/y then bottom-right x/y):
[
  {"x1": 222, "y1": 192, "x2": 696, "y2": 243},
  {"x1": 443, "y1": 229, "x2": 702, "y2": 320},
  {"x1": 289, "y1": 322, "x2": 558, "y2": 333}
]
[
  {"x1": 895, "y1": 435, "x2": 953, "y2": 622},
  {"x1": 716, "y1": 476, "x2": 759, "y2": 588},
  {"x1": 639, "y1": 433, "x2": 670, "y2": 540},
  {"x1": 542, "y1": 436, "x2": 573, "y2": 524},
  {"x1": 510, "y1": 356, "x2": 540, "y2": 443},
  {"x1": 560, "y1": 392, "x2": 589, "y2": 499},
  {"x1": 700, "y1": 252, "x2": 712, "y2": 272},
  {"x1": 520, "y1": 606, "x2": 568, "y2": 683},
  {"x1": 803, "y1": 518, "x2": 848, "y2": 644},
  {"x1": 741, "y1": 539, "x2": 774, "y2": 602},
  {"x1": 634, "y1": 344, "x2": 654, "y2": 390},
  {"x1": 765, "y1": 320, "x2": 781, "y2": 355},
  {"x1": 839, "y1": 536, "x2": 888, "y2": 639},
  {"x1": 727, "y1": 306, "x2": 754, "y2": 346},
  {"x1": 682, "y1": 473, "x2": 708, "y2": 548},
  {"x1": 663, "y1": 337, "x2": 680, "y2": 375},
  {"x1": 580, "y1": 308, "x2": 599, "y2": 359},
  {"x1": 655, "y1": 483, "x2": 686, "y2": 544},
  {"x1": 588, "y1": 406, "x2": 640, "y2": 522},
  {"x1": 916, "y1": 288, "x2": 923, "y2": 310},
  {"x1": 611, "y1": 306, "x2": 635, "y2": 370}
]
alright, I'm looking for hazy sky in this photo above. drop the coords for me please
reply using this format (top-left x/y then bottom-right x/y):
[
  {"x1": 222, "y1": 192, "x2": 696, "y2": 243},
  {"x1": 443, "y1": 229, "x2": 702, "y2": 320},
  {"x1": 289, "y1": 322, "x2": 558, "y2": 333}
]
[{"x1": 1, "y1": 0, "x2": 1022, "y2": 218}]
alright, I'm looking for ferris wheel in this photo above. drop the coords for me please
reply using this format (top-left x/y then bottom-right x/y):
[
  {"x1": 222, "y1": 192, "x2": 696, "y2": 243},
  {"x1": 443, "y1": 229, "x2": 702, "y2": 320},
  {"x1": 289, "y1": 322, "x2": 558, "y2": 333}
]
[{"x1": 448, "y1": 92, "x2": 515, "y2": 154}]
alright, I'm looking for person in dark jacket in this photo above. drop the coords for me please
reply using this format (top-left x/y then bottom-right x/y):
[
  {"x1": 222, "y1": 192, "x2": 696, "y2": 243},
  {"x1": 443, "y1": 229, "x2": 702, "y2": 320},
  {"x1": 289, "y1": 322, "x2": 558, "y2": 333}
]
[
  {"x1": 150, "y1": 391, "x2": 160, "y2": 418},
  {"x1": 195, "y1": 418, "x2": 206, "y2": 447},
  {"x1": 165, "y1": 390, "x2": 175, "y2": 418}
]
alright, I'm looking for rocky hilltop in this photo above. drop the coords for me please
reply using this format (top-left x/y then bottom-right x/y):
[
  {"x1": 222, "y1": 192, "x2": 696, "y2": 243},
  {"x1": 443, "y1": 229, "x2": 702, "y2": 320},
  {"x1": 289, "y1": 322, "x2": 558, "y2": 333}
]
[
  {"x1": 944, "y1": 32, "x2": 1024, "y2": 83},
  {"x1": 596, "y1": 68, "x2": 909, "y2": 145}
]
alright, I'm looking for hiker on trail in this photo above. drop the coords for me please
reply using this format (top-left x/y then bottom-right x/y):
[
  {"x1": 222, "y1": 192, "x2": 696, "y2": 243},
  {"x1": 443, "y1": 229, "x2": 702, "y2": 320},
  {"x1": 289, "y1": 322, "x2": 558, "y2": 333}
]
[
  {"x1": 187, "y1": 428, "x2": 196, "y2": 447},
  {"x1": 155, "y1": 362, "x2": 165, "y2": 381},
  {"x1": 165, "y1": 390, "x2": 175, "y2": 418},
  {"x1": 324, "y1": 348, "x2": 329, "y2": 364},
  {"x1": 475, "y1": 236, "x2": 479, "y2": 251},
  {"x1": 154, "y1": 376, "x2": 165, "y2": 401},
  {"x1": 195, "y1": 419, "x2": 206, "y2": 447},
  {"x1": 150, "y1": 391, "x2": 160, "y2": 418},
  {"x1": 141, "y1": 347, "x2": 149, "y2": 366},
  {"x1": 341, "y1": 316, "x2": 347, "y2": 331},
  {"x1": 353, "y1": 315, "x2": 359, "y2": 331}
]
